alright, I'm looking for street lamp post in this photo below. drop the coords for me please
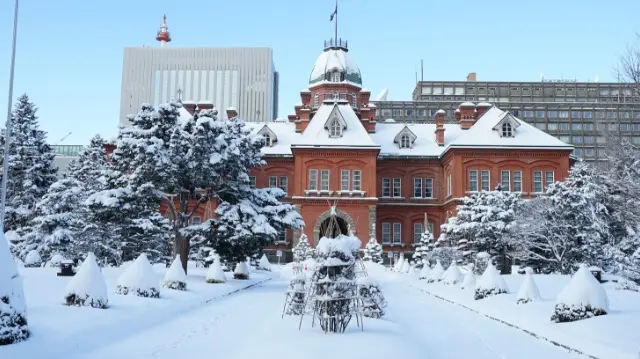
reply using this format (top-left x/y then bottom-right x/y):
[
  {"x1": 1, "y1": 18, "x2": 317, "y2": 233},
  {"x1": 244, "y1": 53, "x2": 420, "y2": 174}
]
[{"x1": 0, "y1": 0, "x2": 20, "y2": 232}]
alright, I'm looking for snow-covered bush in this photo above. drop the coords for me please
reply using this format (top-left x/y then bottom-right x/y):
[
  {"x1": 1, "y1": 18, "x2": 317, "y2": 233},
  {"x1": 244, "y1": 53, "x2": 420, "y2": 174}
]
[
  {"x1": 393, "y1": 253, "x2": 405, "y2": 272},
  {"x1": 426, "y1": 260, "x2": 445, "y2": 283},
  {"x1": 163, "y1": 255, "x2": 187, "y2": 291},
  {"x1": 257, "y1": 254, "x2": 271, "y2": 271},
  {"x1": 0, "y1": 232, "x2": 29, "y2": 344},
  {"x1": 551, "y1": 264, "x2": 609, "y2": 323},
  {"x1": 46, "y1": 253, "x2": 65, "y2": 268},
  {"x1": 429, "y1": 246, "x2": 464, "y2": 269},
  {"x1": 516, "y1": 271, "x2": 541, "y2": 304},
  {"x1": 401, "y1": 260, "x2": 411, "y2": 274},
  {"x1": 441, "y1": 263, "x2": 463, "y2": 285},
  {"x1": 23, "y1": 250, "x2": 42, "y2": 268},
  {"x1": 460, "y1": 270, "x2": 476, "y2": 290},
  {"x1": 205, "y1": 258, "x2": 226, "y2": 283},
  {"x1": 233, "y1": 261, "x2": 250, "y2": 280},
  {"x1": 362, "y1": 225, "x2": 383, "y2": 264},
  {"x1": 616, "y1": 279, "x2": 640, "y2": 292},
  {"x1": 284, "y1": 273, "x2": 306, "y2": 316},
  {"x1": 63, "y1": 252, "x2": 108, "y2": 308},
  {"x1": 474, "y1": 263, "x2": 509, "y2": 300},
  {"x1": 293, "y1": 233, "x2": 314, "y2": 262},
  {"x1": 357, "y1": 276, "x2": 387, "y2": 318},
  {"x1": 116, "y1": 253, "x2": 160, "y2": 298},
  {"x1": 473, "y1": 251, "x2": 491, "y2": 275},
  {"x1": 418, "y1": 264, "x2": 431, "y2": 279}
]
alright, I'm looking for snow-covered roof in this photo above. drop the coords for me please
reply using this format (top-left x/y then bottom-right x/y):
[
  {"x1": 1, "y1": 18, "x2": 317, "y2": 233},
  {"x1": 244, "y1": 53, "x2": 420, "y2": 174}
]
[{"x1": 309, "y1": 48, "x2": 362, "y2": 87}]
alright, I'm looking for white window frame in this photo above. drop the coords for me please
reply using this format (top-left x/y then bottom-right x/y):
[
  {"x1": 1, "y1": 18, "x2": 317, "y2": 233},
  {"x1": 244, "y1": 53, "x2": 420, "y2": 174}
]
[
  {"x1": 393, "y1": 178, "x2": 402, "y2": 197},
  {"x1": 352, "y1": 93, "x2": 357, "y2": 107},
  {"x1": 545, "y1": 171, "x2": 555, "y2": 190},
  {"x1": 249, "y1": 176, "x2": 256, "y2": 188},
  {"x1": 425, "y1": 178, "x2": 433, "y2": 198},
  {"x1": 381, "y1": 223, "x2": 391, "y2": 244},
  {"x1": 502, "y1": 122, "x2": 513, "y2": 137},
  {"x1": 279, "y1": 176, "x2": 288, "y2": 194},
  {"x1": 269, "y1": 176, "x2": 277, "y2": 188},
  {"x1": 400, "y1": 135, "x2": 411, "y2": 148},
  {"x1": 331, "y1": 71, "x2": 341, "y2": 82},
  {"x1": 309, "y1": 169, "x2": 318, "y2": 190},
  {"x1": 277, "y1": 231, "x2": 286, "y2": 243},
  {"x1": 513, "y1": 170, "x2": 522, "y2": 192},
  {"x1": 447, "y1": 174, "x2": 452, "y2": 196},
  {"x1": 468, "y1": 170, "x2": 478, "y2": 192},
  {"x1": 413, "y1": 178, "x2": 423, "y2": 198},
  {"x1": 329, "y1": 119, "x2": 342, "y2": 137},
  {"x1": 341, "y1": 170, "x2": 350, "y2": 191},
  {"x1": 413, "y1": 223, "x2": 422, "y2": 243},
  {"x1": 382, "y1": 178, "x2": 391, "y2": 197},
  {"x1": 191, "y1": 216, "x2": 201, "y2": 225},
  {"x1": 313, "y1": 93, "x2": 319, "y2": 107},
  {"x1": 263, "y1": 133, "x2": 272, "y2": 147},
  {"x1": 392, "y1": 223, "x2": 402, "y2": 244},
  {"x1": 480, "y1": 170, "x2": 490, "y2": 191},
  {"x1": 501, "y1": 170, "x2": 510, "y2": 192},
  {"x1": 533, "y1": 171, "x2": 543, "y2": 193},
  {"x1": 352, "y1": 170, "x2": 362, "y2": 191},
  {"x1": 320, "y1": 169, "x2": 330, "y2": 191}
]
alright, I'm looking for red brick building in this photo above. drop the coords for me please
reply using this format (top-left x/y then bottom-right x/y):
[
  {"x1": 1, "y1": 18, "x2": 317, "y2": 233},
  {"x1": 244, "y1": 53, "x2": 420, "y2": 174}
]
[{"x1": 130, "y1": 38, "x2": 574, "y2": 259}]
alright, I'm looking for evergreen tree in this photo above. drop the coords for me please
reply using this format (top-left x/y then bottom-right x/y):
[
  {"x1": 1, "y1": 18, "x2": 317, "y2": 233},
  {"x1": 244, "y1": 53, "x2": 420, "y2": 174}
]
[
  {"x1": 293, "y1": 233, "x2": 313, "y2": 262},
  {"x1": 362, "y1": 224, "x2": 383, "y2": 264},
  {"x1": 65, "y1": 134, "x2": 108, "y2": 194},
  {"x1": 0, "y1": 94, "x2": 57, "y2": 232},
  {"x1": 413, "y1": 216, "x2": 433, "y2": 269}
]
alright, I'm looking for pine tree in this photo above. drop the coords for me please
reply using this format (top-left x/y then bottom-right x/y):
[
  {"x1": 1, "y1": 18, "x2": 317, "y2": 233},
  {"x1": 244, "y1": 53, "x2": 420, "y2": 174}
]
[
  {"x1": 413, "y1": 216, "x2": 433, "y2": 269},
  {"x1": 363, "y1": 223, "x2": 383, "y2": 263},
  {"x1": 0, "y1": 94, "x2": 57, "y2": 232},
  {"x1": 65, "y1": 134, "x2": 108, "y2": 194},
  {"x1": 293, "y1": 233, "x2": 313, "y2": 262}
]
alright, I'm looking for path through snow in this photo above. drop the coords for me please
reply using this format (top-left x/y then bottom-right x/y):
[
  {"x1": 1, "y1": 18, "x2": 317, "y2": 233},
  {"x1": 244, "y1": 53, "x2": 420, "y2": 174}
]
[{"x1": 76, "y1": 274, "x2": 584, "y2": 359}]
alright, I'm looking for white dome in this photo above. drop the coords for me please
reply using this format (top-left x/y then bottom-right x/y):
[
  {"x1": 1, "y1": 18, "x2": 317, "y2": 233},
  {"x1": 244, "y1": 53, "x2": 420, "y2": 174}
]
[{"x1": 309, "y1": 46, "x2": 362, "y2": 87}]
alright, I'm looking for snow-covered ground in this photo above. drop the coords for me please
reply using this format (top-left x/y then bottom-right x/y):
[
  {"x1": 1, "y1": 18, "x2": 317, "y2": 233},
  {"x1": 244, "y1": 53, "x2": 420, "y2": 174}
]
[{"x1": 406, "y1": 269, "x2": 640, "y2": 359}]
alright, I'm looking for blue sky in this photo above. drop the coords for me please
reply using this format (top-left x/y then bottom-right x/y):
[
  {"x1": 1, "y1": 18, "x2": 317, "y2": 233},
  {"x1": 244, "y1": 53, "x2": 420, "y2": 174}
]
[{"x1": 0, "y1": 0, "x2": 638, "y2": 145}]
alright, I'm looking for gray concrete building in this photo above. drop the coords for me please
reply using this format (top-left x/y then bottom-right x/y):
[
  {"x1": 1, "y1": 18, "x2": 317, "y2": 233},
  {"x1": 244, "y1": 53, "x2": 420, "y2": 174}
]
[
  {"x1": 373, "y1": 73, "x2": 640, "y2": 163},
  {"x1": 119, "y1": 47, "x2": 279, "y2": 124},
  {"x1": 51, "y1": 145, "x2": 84, "y2": 177}
]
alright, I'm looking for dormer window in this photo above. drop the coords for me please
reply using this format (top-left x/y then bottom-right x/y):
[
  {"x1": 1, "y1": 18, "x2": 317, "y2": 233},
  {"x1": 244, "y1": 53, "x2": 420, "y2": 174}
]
[
  {"x1": 329, "y1": 118, "x2": 343, "y2": 137},
  {"x1": 332, "y1": 91, "x2": 339, "y2": 100},
  {"x1": 263, "y1": 133, "x2": 273, "y2": 146},
  {"x1": 331, "y1": 70, "x2": 341, "y2": 82},
  {"x1": 400, "y1": 135, "x2": 411, "y2": 148},
  {"x1": 502, "y1": 122, "x2": 513, "y2": 137},
  {"x1": 258, "y1": 124, "x2": 277, "y2": 147}
]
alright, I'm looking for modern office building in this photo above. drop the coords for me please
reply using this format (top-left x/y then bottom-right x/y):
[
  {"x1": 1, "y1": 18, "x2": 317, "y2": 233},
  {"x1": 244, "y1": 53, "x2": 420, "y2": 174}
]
[
  {"x1": 51, "y1": 145, "x2": 84, "y2": 176},
  {"x1": 119, "y1": 16, "x2": 279, "y2": 124},
  {"x1": 373, "y1": 73, "x2": 640, "y2": 162}
]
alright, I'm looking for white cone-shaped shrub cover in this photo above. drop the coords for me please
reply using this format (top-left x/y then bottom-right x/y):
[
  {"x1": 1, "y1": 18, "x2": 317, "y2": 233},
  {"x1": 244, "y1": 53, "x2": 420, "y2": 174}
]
[
  {"x1": 258, "y1": 254, "x2": 271, "y2": 271},
  {"x1": 63, "y1": 252, "x2": 108, "y2": 308},
  {"x1": 47, "y1": 253, "x2": 65, "y2": 267},
  {"x1": 164, "y1": 255, "x2": 187, "y2": 291},
  {"x1": 474, "y1": 263, "x2": 509, "y2": 300},
  {"x1": 442, "y1": 263, "x2": 463, "y2": 285},
  {"x1": 116, "y1": 253, "x2": 160, "y2": 298},
  {"x1": 460, "y1": 270, "x2": 476, "y2": 290},
  {"x1": 233, "y1": 261, "x2": 250, "y2": 280},
  {"x1": 206, "y1": 258, "x2": 226, "y2": 283},
  {"x1": 401, "y1": 260, "x2": 411, "y2": 274},
  {"x1": 0, "y1": 231, "x2": 29, "y2": 344},
  {"x1": 516, "y1": 272, "x2": 542, "y2": 304},
  {"x1": 551, "y1": 264, "x2": 609, "y2": 322},
  {"x1": 418, "y1": 264, "x2": 431, "y2": 280},
  {"x1": 393, "y1": 255, "x2": 405, "y2": 272},
  {"x1": 427, "y1": 260, "x2": 445, "y2": 283},
  {"x1": 24, "y1": 250, "x2": 42, "y2": 268}
]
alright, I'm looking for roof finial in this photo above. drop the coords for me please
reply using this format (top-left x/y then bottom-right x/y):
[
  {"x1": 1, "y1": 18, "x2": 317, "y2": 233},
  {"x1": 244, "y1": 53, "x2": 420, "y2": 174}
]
[{"x1": 156, "y1": 14, "x2": 172, "y2": 47}]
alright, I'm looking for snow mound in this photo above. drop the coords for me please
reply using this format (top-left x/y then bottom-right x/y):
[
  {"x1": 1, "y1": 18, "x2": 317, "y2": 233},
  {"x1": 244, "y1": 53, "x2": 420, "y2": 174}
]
[
  {"x1": 460, "y1": 271, "x2": 476, "y2": 290},
  {"x1": 316, "y1": 235, "x2": 361, "y2": 263},
  {"x1": 47, "y1": 253, "x2": 65, "y2": 267},
  {"x1": 163, "y1": 255, "x2": 187, "y2": 291},
  {"x1": 441, "y1": 263, "x2": 463, "y2": 285},
  {"x1": 474, "y1": 263, "x2": 509, "y2": 300},
  {"x1": 206, "y1": 258, "x2": 226, "y2": 283},
  {"x1": 516, "y1": 272, "x2": 542, "y2": 304},
  {"x1": 24, "y1": 250, "x2": 42, "y2": 268},
  {"x1": 234, "y1": 261, "x2": 250, "y2": 280},
  {"x1": 427, "y1": 260, "x2": 445, "y2": 283},
  {"x1": 257, "y1": 254, "x2": 271, "y2": 271},
  {"x1": 63, "y1": 252, "x2": 108, "y2": 308},
  {"x1": 551, "y1": 264, "x2": 609, "y2": 323},
  {"x1": 418, "y1": 264, "x2": 431, "y2": 279},
  {"x1": 0, "y1": 231, "x2": 29, "y2": 344},
  {"x1": 393, "y1": 255, "x2": 405, "y2": 272},
  {"x1": 116, "y1": 253, "x2": 160, "y2": 298},
  {"x1": 401, "y1": 260, "x2": 411, "y2": 274}
]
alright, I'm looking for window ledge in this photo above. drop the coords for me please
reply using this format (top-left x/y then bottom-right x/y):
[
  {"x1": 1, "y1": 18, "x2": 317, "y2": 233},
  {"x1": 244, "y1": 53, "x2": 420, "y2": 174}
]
[
  {"x1": 382, "y1": 243, "x2": 405, "y2": 247},
  {"x1": 336, "y1": 190, "x2": 366, "y2": 197},
  {"x1": 409, "y1": 197, "x2": 436, "y2": 200}
]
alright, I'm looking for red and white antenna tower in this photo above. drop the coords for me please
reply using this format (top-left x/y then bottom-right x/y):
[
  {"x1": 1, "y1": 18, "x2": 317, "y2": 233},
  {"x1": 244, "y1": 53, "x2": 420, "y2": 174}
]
[{"x1": 155, "y1": 14, "x2": 171, "y2": 46}]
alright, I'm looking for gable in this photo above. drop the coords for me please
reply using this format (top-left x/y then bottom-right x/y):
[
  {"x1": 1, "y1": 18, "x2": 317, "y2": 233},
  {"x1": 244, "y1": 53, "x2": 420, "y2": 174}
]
[
  {"x1": 491, "y1": 112, "x2": 521, "y2": 137},
  {"x1": 323, "y1": 105, "x2": 348, "y2": 131},
  {"x1": 393, "y1": 126, "x2": 418, "y2": 148},
  {"x1": 257, "y1": 124, "x2": 277, "y2": 146}
]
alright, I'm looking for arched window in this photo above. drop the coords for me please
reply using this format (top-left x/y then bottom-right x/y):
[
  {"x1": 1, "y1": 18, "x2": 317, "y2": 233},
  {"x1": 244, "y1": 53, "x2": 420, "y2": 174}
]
[
  {"x1": 332, "y1": 91, "x2": 340, "y2": 100},
  {"x1": 400, "y1": 134, "x2": 411, "y2": 148},
  {"x1": 352, "y1": 93, "x2": 357, "y2": 108},
  {"x1": 331, "y1": 70, "x2": 341, "y2": 82},
  {"x1": 329, "y1": 119, "x2": 342, "y2": 137},
  {"x1": 502, "y1": 122, "x2": 513, "y2": 137},
  {"x1": 263, "y1": 133, "x2": 272, "y2": 146},
  {"x1": 313, "y1": 93, "x2": 319, "y2": 108}
]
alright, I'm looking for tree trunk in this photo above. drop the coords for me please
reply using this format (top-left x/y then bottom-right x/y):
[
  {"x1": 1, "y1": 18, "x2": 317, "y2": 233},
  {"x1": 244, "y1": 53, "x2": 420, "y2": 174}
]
[{"x1": 174, "y1": 233, "x2": 190, "y2": 274}]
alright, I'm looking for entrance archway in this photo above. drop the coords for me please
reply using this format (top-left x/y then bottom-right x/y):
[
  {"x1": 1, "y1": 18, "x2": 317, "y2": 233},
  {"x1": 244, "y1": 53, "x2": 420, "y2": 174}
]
[{"x1": 319, "y1": 216, "x2": 349, "y2": 239}]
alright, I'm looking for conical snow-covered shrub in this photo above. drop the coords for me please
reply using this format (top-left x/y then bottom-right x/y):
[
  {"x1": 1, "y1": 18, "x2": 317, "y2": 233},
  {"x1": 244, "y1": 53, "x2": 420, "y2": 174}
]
[
  {"x1": 284, "y1": 273, "x2": 306, "y2": 316},
  {"x1": 245, "y1": 257, "x2": 253, "y2": 273},
  {"x1": 205, "y1": 258, "x2": 226, "y2": 284},
  {"x1": 257, "y1": 254, "x2": 271, "y2": 271},
  {"x1": 163, "y1": 255, "x2": 187, "y2": 291},
  {"x1": 427, "y1": 260, "x2": 445, "y2": 283},
  {"x1": 401, "y1": 260, "x2": 411, "y2": 274},
  {"x1": 47, "y1": 253, "x2": 65, "y2": 268},
  {"x1": 442, "y1": 263, "x2": 463, "y2": 285},
  {"x1": 517, "y1": 272, "x2": 541, "y2": 304},
  {"x1": 474, "y1": 263, "x2": 509, "y2": 300},
  {"x1": 116, "y1": 253, "x2": 160, "y2": 298},
  {"x1": 24, "y1": 250, "x2": 42, "y2": 268},
  {"x1": 0, "y1": 232, "x2": 29, "y2": 345},
  {"x1": 551, "y1": 264, "x2": 609, "y2": 323},
  {"x1": 418, "y1": 264, "x2": 431, "y2": 280},
  {"x1": 460, "y1": 270, "x2": 476, "y2": 290},
  {"x1": 234, "y1": 261, "x2": 250, "y2": 280},
  {"x1": 357, "y1": 276, "x2": 388, "y2": 319},
  {"x1": 393, "y1": 254, "x2": 405, "y2": 272},
  {"x1": 63, "y1": 253, "x2": 108, "y2": 308}
]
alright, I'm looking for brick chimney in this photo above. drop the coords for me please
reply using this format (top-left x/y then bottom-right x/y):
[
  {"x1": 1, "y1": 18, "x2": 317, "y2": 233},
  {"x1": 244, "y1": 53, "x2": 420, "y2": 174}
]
[
  {"x1": 466, "y1": 72, "x2": 477, "y2": 82},
  {"x1": 226, "y1": 106, "x2": 238, "y2": 120},
  {"x1": 458, "y1": 102, "x2": 476, "y2": 129},
  {"x1": 182, "y1": 101, "x2": 197, "y2": 114},
  {"x1": 475, "y1": 102, "x2": 492, "y2": 119},
  {"x1": 197, "y1": 101, "x2": 214, "y2": 111},
  {"x1": 434, "y1": 109, "x2": 446, "y2": 146},
  {"x1": 300, "y1": 89, "x2": 311, "y2": 107},
  {"x1": 454, "y1": 108, "x2": 461, "y2": 122}
]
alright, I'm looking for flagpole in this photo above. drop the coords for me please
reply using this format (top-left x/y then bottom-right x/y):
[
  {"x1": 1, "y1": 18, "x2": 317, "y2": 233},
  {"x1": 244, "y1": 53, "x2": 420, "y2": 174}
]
[{"x1": 334, "y1": 0, "x2": 338, "y2": 44}]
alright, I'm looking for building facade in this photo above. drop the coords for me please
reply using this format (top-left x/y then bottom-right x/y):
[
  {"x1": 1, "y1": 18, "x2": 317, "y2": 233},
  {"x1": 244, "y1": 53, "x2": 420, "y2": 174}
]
[
  {"x1": 173, "y1": 40, "x2": 574, "y2": 260},
  {"x1": 373, "y1": 73, "x2": 640, "y2": 163},
  {"x1": 119, "y1": 17, "x2": 278, "y2": 124}
]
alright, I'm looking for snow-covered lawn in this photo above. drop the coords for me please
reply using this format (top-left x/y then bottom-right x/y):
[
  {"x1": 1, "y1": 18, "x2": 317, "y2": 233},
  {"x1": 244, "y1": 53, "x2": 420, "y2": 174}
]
[
  {"x1": 406, "y1": 270, "x2": 640, "y2": 359},
  {"x1": 0, "y1": 262, "x2": 272, "y2": 359}
]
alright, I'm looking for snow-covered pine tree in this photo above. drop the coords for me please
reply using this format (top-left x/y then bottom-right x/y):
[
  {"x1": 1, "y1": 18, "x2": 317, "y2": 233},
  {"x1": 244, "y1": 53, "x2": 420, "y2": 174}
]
[
  {"x1": 293, "y1": 233, "x2": 313, "y2": 262},
  {"x1": 429, "y1": 246, "x2": 463, "y2": 269},
  {"x1": 164, "y1": 255, "x2": 187, "y2": 290},
  {"x1": 0, "y1": 94, "x2": 57, "y2": 233},
  {"x1": 516, "y1": 270, "x2": 541, "y2": 304},
  {"x1": 413, "y1": 214, "x2": 433, "y2": 269},
  {"x1": 205, "y1": 257, "x2": 227, "y2": 283},
  {"x1": 63, "y1": 252, "x2": 108, "y2": 308},
  {"x1": 474, "y1": 262, "x2": 509, "y2": 300},
  {"x1": 0, "y1": 232, "x2": 29, "y2": 344},
  {"x1": 356, "y1": 276, "x2": 387, "y2": 318},
  {"x1": 551, "y1": 264, "x2": 609, "y2": 322},
  {"x1": 116, "y1": 253, "x2": 160, "y2": 298},
  {"x1": 17, "y1": 178, "x2": 85, "y2": 262},
  {"x1": 65, "y1": 134, "x2": 108, "y2": 192},
  {"x1": 363, "y1": 223, "x2": 383, "y2": 263}
]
